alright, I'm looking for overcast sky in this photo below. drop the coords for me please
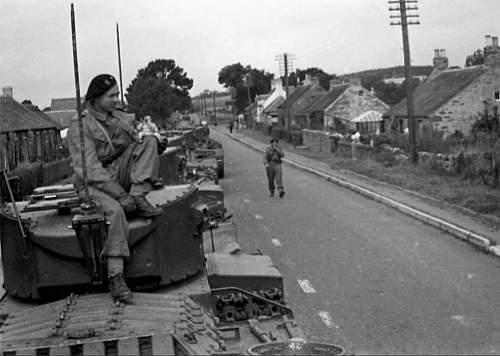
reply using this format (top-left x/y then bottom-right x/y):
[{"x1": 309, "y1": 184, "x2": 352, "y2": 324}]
[{"x1": 1, "y1": 0, "x2": 499, "y2": 109}]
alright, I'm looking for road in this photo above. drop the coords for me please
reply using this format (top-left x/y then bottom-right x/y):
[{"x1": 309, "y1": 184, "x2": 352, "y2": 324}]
[{"x1": 213, "y1": 129, "x2": 500, "y2": 355}]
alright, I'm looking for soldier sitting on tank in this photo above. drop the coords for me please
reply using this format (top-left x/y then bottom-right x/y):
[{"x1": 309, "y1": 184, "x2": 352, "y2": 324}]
[{"x1": 68, "y1": 74, "x2": 167, "y2": 303}]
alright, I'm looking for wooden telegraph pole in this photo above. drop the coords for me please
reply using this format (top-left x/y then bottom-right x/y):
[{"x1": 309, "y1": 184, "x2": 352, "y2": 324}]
[
  {"x1": 390, "y1": 0, "x2": 420, "y2": 163},
  {"x1": 243, "y1": 73, "x2": 253, "y2": 128},
  {"x1": 212, "y1": 91, "x2": 217, "y2": 125},
  {"x1": 275, "y1": 53, "x2": 296, "y2": 139}
]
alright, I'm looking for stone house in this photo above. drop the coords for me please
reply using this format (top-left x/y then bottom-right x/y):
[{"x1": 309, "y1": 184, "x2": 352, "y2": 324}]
[
  {"x1": 262, "y1": 96, "x2": 285, "y2": 126},
  {"x1": 253, "y1": 93, "x2": 271, "y2": 123},
  {"x1": 298, "y1": 78, "x2": 389, "y2": 131},
  {"x1": 384, "y1": 35, "x2": 500, "y2": 137},
  {"x1": 278, "y1": 75, "x2": 325, "y2": 130},
  {"x1": 258, "y1": 78, "x2": 288, "y2": 126}
]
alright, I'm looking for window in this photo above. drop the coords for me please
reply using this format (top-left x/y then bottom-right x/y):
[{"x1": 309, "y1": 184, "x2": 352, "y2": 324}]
[
  {"x1": 495, "y1": 90, "x2": 500, "y2": 101},
  {"x1": 358, "y1": 90, "x2": 363, "y2": 96}
]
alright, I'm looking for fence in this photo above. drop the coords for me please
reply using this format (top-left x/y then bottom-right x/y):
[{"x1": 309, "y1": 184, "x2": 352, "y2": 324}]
[{"x1": 0, "y1": 128, "x2": 63, "y2": 171}]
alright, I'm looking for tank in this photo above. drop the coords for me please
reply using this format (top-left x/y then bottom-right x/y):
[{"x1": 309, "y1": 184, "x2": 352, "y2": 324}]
[{"x1": 0, "y1": 130, "x2": 344, "y2": 355}]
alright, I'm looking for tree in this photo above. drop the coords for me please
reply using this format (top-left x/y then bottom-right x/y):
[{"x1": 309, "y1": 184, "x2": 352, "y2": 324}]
[
  {"x1": 126, "y1": 59, "x2": 193, "y2": 126},
  {"x1": 21, "y1": 99, "x2": 41, "y2": 111},
  {"x1": 295, "y1": 68, "x2": 335, "y2": 91},
  {"x1": 465, "y1": 49, "x2": 485, "y2": 67},
  {"x1": 218, "y1": 63, "x2": 274, "y2": 113}
]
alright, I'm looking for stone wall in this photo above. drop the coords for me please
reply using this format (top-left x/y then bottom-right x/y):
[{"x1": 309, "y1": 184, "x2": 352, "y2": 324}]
[
  {"x1": 302, "y1": 129, "x2": 333, "y2": 153},
  {"x1": 302, "y1": 129, "x2": 492, "y2": 175}
]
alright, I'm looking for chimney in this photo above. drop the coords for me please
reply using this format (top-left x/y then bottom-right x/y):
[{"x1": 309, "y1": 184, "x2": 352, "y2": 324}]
[
  {"x1": 485, "y1": 34, "x2": 500, "y2": 67},
  {"x1": 303, "y1": 74, "x2": 312, "y2": 85},
  {"x1": 2, "y1": 86, "x2": 13, "y2": 97},
  {"x1": 433, "y1": 48, "x2": 448, "y2": 70},
  {"x1": 486, "y1": 35, "x2": 492, "y2": 47},
  {"x1": 271, "y1": 78, "x2": 283, "y2": 91}
]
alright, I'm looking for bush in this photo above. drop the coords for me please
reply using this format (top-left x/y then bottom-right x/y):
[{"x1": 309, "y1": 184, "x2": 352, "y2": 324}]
[
  {"x1": 371, "y1": 133, "x2": 392, "y2": 147},
  {"x1": 2, "y1": 162, "x2": 43, "y2": 200},
  {"x1": 270, "y1": 127, "x2": 288, "y2": 141},
  {"x1": 290, "y1": 130, "x2": 303, "y2": 146}
]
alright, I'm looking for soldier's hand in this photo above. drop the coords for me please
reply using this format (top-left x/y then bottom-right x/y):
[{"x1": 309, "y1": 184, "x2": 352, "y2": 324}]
[{"x1": 118, "y1": 193, "x2": 136, "y2": 214}]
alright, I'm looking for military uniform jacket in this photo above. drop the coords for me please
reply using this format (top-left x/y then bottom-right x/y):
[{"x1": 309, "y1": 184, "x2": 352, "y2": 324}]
[
  {"x1": 263, "y1": 146, "x2": 284, "y2": 164},
  {"x1": 68, "y1": 107, "x2": 136, "y2": 186}
]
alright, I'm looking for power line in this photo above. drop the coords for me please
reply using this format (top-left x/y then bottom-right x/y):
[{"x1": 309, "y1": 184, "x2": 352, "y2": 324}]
[{"x1": 389, "y1": 0, "x2": 419, "y2": 163}]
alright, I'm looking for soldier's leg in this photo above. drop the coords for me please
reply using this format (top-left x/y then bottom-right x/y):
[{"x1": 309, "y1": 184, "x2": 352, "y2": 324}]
[
  {"x1": 90, "y1": 187, "x2": 130, "y2": 259},
  {"x1": 266, "y1": 166, "x2": 275, "y2": 196},
  {"x1": 274, "y1": 164, "x2": 285, "y2": 198},
  {"x1": 90, "y1": 187, "x2": 133, "y2": 303},
  {"x1": 129, "y1": 136, "x2": 160, "y2": 196},
  {"x1": 114, "y1": 137, "x2": 162, "y2": 217}
]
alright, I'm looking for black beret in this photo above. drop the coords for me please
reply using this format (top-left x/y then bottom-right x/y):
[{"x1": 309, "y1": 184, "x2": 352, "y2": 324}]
[
  {"x1": 85, "y1": 74, "x2": 117, "y2": 101},
  {"x1": 270, "y1": 138, "x2": 279, "y2": 143}
]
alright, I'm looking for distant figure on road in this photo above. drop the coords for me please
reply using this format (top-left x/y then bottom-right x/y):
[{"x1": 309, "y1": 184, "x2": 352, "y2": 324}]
[
  {"x1": 263, "y1": 138, "x2": 285, "y2": 198},
  {"x1": 229, "y1": 121, "x2": 234, "y2": 133}
]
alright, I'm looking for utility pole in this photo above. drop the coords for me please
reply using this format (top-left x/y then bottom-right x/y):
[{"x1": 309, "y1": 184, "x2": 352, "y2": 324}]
[
  {"x1": 229, "y1": 87, "x2": 237, "y2": 127},
  {"x1": 275, "y1": 53, "x2": 296, "y2": 138},
  {"x1": 116, "y1": 23, "x2": 124, "y2": 107},
  {"x1": 202, "y1": 91, "x2": 208, "y2": 117},
  {"x1": 389, "y1": 0, "x2": 420, "y2": 163},
  {"x1": 212, "y1": 91, "x2": 217, "y2": 125},
  {"x1": 243, "y1": 73, "x2": 253, "y2": 128}
]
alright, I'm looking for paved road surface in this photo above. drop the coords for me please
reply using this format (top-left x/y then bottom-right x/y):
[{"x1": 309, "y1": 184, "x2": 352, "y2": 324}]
[{"x1": 213, "y1": 130, "x2": 500, "y2": 355}]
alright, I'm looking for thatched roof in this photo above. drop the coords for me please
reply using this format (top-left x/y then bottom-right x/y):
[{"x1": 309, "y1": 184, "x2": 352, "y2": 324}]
[{"x1": 0, "y1": 96, "x2": 61, "y2": 132}]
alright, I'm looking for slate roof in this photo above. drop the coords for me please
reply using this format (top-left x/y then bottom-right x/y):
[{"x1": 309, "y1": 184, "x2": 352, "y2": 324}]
[
  {"x1": 386, "y1": 66, "x2": 488, "y2": 118},
  {"x1": 0, "y1": 96, "x2": 61, "y2": 132},
  {"x1": 299, "y1": 84, "x2": 349, "y2": 114},
  {"x1": 263, "y1": 96, "x2": 285, "y2": 114},
  {"x1": 294, "y1": 89, "x2": 326, "y2": 116},
  {"x1": 255, "y1": 94, "x2": 270, "y2": 102},
  {"x1": 278, "y1": 85, "x2": 312, "y2": 109},
  {"x1": 50, "y1": 97, "x2": 80, "y2": 111}
]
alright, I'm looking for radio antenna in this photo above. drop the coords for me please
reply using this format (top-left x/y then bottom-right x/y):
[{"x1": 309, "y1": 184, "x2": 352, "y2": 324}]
[{"x1": 70, "y1": 3, "x2": 90, "y2": 205}]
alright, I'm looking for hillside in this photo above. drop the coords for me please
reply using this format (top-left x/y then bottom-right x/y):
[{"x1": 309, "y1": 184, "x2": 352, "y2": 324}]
[{"x1": 340, "y1": 65, "x2": 434, "y2": 80}]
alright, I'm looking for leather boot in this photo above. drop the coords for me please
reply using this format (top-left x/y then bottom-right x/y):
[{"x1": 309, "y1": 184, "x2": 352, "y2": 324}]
[
  {"x1": 109, "y1": 273, "x2": 133, "y2": 303},
  {"x1": 132, "y1": 196, "x2": 163, "y2": 217}
]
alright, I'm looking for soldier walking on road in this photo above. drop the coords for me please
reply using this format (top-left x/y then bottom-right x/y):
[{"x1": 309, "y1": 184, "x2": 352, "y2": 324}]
[{"x1": 263, "y1": 138, "x2": 285, "y2": 198}]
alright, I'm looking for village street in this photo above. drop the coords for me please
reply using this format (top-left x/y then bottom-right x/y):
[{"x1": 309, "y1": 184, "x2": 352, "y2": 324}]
[{"x1": 213, "y1": 129, "x2": 500, "y2": 355}]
